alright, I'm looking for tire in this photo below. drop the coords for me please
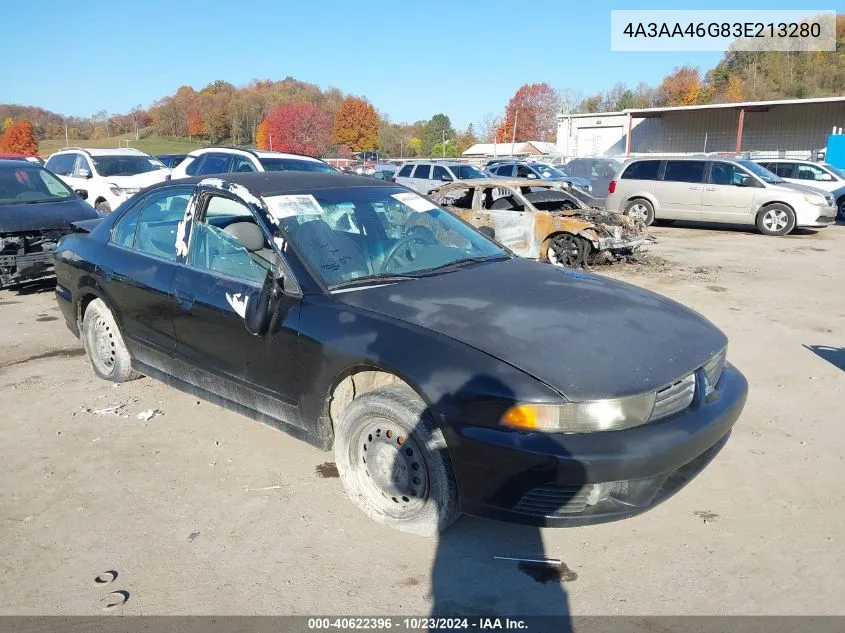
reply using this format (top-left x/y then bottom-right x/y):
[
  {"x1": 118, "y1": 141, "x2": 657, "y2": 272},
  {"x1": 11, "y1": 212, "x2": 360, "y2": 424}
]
[
  {"x1": 334, "y1": 385, "x2": 459, "y2": 536},
  {"x1": 756, "y1": 203, "x2": 796, "y2": 236},
  {"x1": 837, "y1": 196, "x2": 845, "y2": 222},
  {"x1": 624, "y1": 198, "x2": 655, "y2": 226},
  {"x1": 81, "y1": 298, "x2": 141, "y2": 383},
  {"x1": 542, "y1": 233, "x2": 590, "y2": 268},
  {"x1": 95, "y1": 201, "x2": 112, "y2": 214}
]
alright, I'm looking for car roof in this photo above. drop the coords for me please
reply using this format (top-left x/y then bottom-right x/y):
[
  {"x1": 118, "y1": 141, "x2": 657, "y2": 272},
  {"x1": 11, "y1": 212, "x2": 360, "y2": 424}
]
[
  {"x1": 432, "y1": 177, "x2": 559, "y2": 189},
  {"x1": 624, "y1": 155, "x2": 741, "y2": 163},
  {"x1": 756, "y1": 158, "x2": 813, "y2": 163},
  {"x1": 165, "y1": 171, "x2": 396, "y2": 197},
  {"x1": 50, "y1": 147, "x2": 148, "y2": 157},
  {"x1": 186, "y1": 147, "x2": 324, "y2": 163},
  {"x1": 0, "y1": 159, "x2": 40, "y2": 168}
]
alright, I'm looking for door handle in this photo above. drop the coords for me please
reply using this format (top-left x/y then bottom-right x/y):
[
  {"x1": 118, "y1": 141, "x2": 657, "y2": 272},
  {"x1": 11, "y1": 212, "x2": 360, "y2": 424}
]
[
  {"x1": 705, "y1": 186, "x2": 717, "y2": 191},
  {"x1": 689, "y1": 186, "x2": 702, "y2": 190},
  {"x1": 174, "y1": 288, "x2": 194, "y2": 310}
]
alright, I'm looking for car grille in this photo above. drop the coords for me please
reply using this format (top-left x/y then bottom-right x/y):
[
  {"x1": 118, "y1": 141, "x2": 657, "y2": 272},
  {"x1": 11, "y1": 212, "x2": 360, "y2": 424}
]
[
  {"x1": 513, "y1": 484, "x2": 596, "y2": 516},
  {"x1": 649, "y1": 373, "x2": 696, "y2": 421}
]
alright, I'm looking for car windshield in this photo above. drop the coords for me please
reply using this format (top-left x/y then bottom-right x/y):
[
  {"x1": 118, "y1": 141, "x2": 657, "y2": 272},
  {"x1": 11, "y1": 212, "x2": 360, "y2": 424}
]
[
  {"x1": 738, "y1": 160, "x2": 783, "y2": 184},
  {"x1": 266, "y1": 186, "x2": 508, "y2": 288},
  {"x1": 0, "y1": 164, "x2": 74, "y2": 204},
  {"x1": 92, "y1": 155, "x2": 165, "y2": 177},
  {"x1": 452, "y1": 165, "x2": 486, "y2": 179},
  {"x1": 820, "y1": 163, "x2": 845, "y2": 179},
  {"x1": 259, "y1": 158, "x2": 337, "y2": 173},
  {"x1": 533, "y1": 164, "x2": 566, "y2": 178}
]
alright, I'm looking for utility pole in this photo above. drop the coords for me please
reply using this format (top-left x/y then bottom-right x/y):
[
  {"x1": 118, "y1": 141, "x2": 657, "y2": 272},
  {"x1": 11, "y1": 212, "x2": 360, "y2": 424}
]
[
  {"x1": 269, "y1": 134, "x2": 273, "y2": 151},
  {"x1": 442, "y1": 129, "x2": 446, "y2": 158},
  {"x1": 510, "y1": 110, "x2": 518, "y2": 157},
  {"x1": 64, "y1": 124, "x2": 69, "y2": 147}
]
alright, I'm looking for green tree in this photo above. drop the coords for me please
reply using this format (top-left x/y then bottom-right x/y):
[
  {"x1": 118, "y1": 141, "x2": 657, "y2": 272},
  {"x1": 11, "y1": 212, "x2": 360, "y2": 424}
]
[
  {"x1": 431, "y1": 140, "x2": 459, "y2": 157},
  {"x1": 420, "y1": 114, "x2": 454, "y2": 156}
]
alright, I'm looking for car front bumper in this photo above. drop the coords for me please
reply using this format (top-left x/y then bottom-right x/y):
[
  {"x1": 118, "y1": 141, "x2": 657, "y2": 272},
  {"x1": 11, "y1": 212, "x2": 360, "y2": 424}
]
[
  {"x1": 448, "y1": 363, "x2": 748, "y2": 526},
  {"x1": 0, "y1": 250, "x2": 55, "y2": 288},
  {"x1": 795, "y1": 203, "x2": 837, "y2": 228}
]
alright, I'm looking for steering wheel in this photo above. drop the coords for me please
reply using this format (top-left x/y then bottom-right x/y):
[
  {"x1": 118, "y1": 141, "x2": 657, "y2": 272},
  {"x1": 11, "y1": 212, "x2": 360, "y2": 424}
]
[{"x1": 381, "y1": 232, "x2": 436, "y2": 273}]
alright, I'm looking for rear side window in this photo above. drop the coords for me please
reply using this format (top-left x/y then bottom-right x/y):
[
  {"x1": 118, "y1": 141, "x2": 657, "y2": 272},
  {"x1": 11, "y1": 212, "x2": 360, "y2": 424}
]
[
  {"x1": 495, "y1": 164, "x2": 514, "y2": 177},
  {"x1": 397, "y1": 165, "x2": 413, "y2": 177},
  {"x1": 768, "y1": 163, "x2": 795, "y2": 178},
  {"x1": 197, "y1": 153, "x2": 233, "y2": 176},
  {"x1": 117, "y1": 186, "x2": 193, "y2": 259},
  {"x1": 45, "y1": 153, "x2": 76, "y2": 176},
  {"x1": 663, "y1": 160, "x2": 705, "y2": 183},
  {"x1": 232, "y1": 156, "x2": 257, "y2": 173},
  {"x1": 412, "y1": 164, "x2": 431, "y2": 179},
  {"x1": 621, "y1": 160, "x2": 660, "y2": 180},
  {"x1": 184, "y1": 156, "x2": 201, "y2": 176}
]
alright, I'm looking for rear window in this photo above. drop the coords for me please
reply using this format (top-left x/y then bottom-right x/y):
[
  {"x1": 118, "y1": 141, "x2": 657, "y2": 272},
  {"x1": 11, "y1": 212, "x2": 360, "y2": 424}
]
[
  {"x1": 397, "y1": 165, "x2": 413, "y2": 177},
  {"x1": 621, "y1": 160, "x2": 660, "y2": 180},
  {"x1": 412, "y1": 164, "x2": 431, "y2": 179},
  {"x1": 663, "y1": 160, "x2": 705, "y2": 183}
]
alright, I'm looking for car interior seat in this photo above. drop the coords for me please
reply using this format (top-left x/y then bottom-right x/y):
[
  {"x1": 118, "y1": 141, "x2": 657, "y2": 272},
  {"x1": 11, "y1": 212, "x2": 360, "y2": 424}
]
[{"x1": 292, "y1": 219, "x2": 370, "y2": 284}]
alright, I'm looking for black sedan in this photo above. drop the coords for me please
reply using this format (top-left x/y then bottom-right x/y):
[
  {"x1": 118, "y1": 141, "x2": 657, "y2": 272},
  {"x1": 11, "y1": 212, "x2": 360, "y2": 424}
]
[
  {"x1": 1, "y1": 160, "x2": 99, "y2": 288},
  {"x1": 53, "y1": 172, "x2": 747, "y2": 535}
]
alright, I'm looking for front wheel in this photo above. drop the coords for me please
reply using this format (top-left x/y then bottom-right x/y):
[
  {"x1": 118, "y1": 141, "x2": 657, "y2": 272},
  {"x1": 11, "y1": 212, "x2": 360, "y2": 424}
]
[
  {"x1": 334, "y1": 386, "x2": 459, "y2": 536},
  {"x1": 756, "y1": 204, "x2": 795, "y2": 236},
  {"x1": 95, "y1": 201, "x2": 112, "y2": 214},
  {"x1": 624, "y1": 198, "x2": 655, "y2": 226},
  {"x1": 837, "y1": 196, "x2": 845, "y2": 222},
  {"x1": 543, "y1": 233, "x2": 590, "y2": 268},
  {"x1": 82, "y1": 299, "x2": 141, "y2": 383}
]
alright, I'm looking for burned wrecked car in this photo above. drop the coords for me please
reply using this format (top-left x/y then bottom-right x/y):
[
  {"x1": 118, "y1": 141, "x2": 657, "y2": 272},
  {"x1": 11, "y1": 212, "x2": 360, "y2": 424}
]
[
  {"x1": 54, "y1": 172, "x2": 746, "y2": 535},
  {"x1": 428, "y1": 179, "x2": 648, "y2": 268},
  {"x1": 0, "y1": 160, "x2": 99, "y2": 288}
]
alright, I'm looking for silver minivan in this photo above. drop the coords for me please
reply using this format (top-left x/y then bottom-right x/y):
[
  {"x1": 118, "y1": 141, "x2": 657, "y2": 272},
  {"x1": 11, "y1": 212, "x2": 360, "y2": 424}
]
[
  {"x1": 605, "y1": 156, "x2": 837, "y2": 236},
  {"x1": 393, "y1": 161, "x2": 486, "y2": 194}
]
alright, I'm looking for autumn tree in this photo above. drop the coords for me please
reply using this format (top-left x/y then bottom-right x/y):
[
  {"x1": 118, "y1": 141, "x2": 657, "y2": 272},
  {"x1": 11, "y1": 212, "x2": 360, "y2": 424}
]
[
  {"x1": 496, "y1": 83, "x2": 559, "y2": 142},
  {"x1": 261, "y1": 103, "x2": 332, "y2": 156},
  {"x1": 256, "y1": 119, "x2": 270, "y2": 150},
  {"x1": 657, "y1": 66, "x2": 704, "y2": 106},
  {"x1": 725, "y1": 75, "x2": 745, "y2": 102},
  {"x1": 456, "y1": 124, "x2": 478, "y2": 154},
  {"x1": 0, "y1": 119, "x2": 38, "y2": 155},
  {"x1": 187, "y1": 108, "x2": 206, "y2": 138},
  {"x1": 2, "y1": 117, "x2": 12, "y2": 133},
  {"x1": 332, "y1": 97, "x2": 379, "y2": 152}
]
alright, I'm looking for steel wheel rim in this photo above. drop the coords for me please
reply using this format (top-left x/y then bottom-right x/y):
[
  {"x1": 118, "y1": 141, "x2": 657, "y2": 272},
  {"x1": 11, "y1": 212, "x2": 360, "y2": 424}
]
[
  {"x1": 763, "y1": 209, "x2": 788, "y2": 231},
  {"x1": 349, "y1": 416, "x2": 429, "y2": 518},
  {"x1": 88, "y1": 315, "x2": 116, "y2": 374},
  {"x1": 838, "y1": 199, "x2": 845, "y2": 220},
  {"x1": 548, "y1": 235, "x2": 584, "y2": 267},
  {"x1": 628, "y1": 203, "x2": 648, "y2": 222}
]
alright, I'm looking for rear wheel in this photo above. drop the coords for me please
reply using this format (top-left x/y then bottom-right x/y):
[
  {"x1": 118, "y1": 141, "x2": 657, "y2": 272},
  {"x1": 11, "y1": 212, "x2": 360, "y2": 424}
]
[
  {"x1": 543, "y1": 233, "x2": 590, "y2": 268},
  {"x1": 82, "y1": 299, "x2": 140, "y2": 383},
  {"x1": 756, "y1": 204, "x2": 795, "y2": 236},
  {"x1": 334, "y1": 386, "x2": 459, "y2": 536},
  {"x1": 624, "y1": 198, "x2": 655, "y2": 225}
]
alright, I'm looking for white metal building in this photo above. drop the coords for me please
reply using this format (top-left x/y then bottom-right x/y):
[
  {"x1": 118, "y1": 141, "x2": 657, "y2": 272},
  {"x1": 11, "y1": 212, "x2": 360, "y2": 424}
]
[{"x1": 556, "y1": 96, "x2": 845, "y2": 158}]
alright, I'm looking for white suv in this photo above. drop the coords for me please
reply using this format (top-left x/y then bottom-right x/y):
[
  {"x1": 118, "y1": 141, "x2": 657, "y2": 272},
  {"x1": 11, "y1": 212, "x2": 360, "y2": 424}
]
[
  {"x1": 170, "y1": 147, "x2": 337, "y2": 179},
  {"x1": 754, "y1": 159, "x2": 845, "y2": 220},
  {"x1": 44, "y1": 148, "x2": 170, "y2": 213}
]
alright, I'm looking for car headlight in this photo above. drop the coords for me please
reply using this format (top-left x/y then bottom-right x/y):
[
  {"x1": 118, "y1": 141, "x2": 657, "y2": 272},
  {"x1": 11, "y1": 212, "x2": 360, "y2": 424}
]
[
  {"x1": 122, "y1": 187, "x2": 141, "y2": 195},
  {"x1": 500, "y1": 392, "x2": 656, "y2": 433},
  {"x1": 702, "y1": 347, "x2": 726, "y2": 393},
  {"x1": 803, "y1": 193, "x2": 827, "y2": 206}
]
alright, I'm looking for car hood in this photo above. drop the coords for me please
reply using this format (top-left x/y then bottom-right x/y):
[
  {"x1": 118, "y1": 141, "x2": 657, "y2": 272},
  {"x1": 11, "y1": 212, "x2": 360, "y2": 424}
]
[
  {"x1": 106, "y1": 170, "x2": 170, "y2": 189},
  {"x1": 547, "y1": 175, "x2": 591, "y2": 187},
  {"x1": 336, "y1": 258, "x2": 727, "y2": 400},
  {"x1": 0, "y1": 197, "x2": 100, "y2": 233},
  {"x1": 778, "y1": 181, "x2": 831, "y2": 197}
]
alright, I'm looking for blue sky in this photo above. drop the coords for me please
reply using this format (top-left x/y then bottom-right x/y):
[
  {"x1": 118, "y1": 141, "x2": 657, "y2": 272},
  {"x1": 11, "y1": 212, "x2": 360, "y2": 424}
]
[{"x1": 1, "y1": 0, "x2": 810, "y2": 129}]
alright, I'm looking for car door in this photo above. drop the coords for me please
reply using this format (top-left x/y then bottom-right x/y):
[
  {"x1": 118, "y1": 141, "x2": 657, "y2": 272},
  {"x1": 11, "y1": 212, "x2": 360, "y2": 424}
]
[
  {"x1": 66, "y1": 154, "x2": 94, "y2": 194},
  {"x1": 44, "y1": 153, "x2": 77, "y2": 187},
  {"x1": 170, "y1": 190, "x2": 304, "y2": 421},
  {"x1": 410, "y1": 163, "x2": 432, "y2": 193},
  {"x1": 478, "y1": 186, "x2": 533, "y2": 256},
  {"x1": 431, "y1": 165, "x2": 453, "y2": 189},
  {"x1": 101, "y1": 185, "x2": 195, "y2": 370},
  {"x1": 657, "y1": 160, "x2": 706, "y2": 219},
  {"x1": 700, "y1": 161, "x2": 758, "y2": 223}
]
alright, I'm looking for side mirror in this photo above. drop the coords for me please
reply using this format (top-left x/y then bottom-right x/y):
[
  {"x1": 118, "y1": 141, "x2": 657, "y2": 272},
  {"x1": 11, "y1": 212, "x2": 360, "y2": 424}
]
[
  {"x1": 820, "y1": 173, "x2": 834, "y2": 182},
  {"x1": 526, "y1": 173, "x2": 538, "y2": 179},
  {"x1": 440, "y1": 174, "x2": 453, "y2": 182},
  {"x1": 478, "y1": 226, "x2": 496, "y2": 239},
  {"x1": 737, "y1": 176, "x2": 752, "y2": 187},
  {"x1": 244, "y1": 274, "x2": 284, "y2": 336},
  {"x1": 77, "y1": 168, "x2": 91, "y2": 179},
  {"x1": 74, "y1": 189, "x2": 88, "y2": 200}
]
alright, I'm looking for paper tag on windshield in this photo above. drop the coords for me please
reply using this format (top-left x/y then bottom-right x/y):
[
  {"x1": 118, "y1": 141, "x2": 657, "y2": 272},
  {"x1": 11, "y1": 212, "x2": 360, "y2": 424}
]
[
  {"x1": 391, "y1": 192, "x2": 437, "y2": 212},
  {"x1": 264, "y1": 194, "x2": 324, "y2": 221}
]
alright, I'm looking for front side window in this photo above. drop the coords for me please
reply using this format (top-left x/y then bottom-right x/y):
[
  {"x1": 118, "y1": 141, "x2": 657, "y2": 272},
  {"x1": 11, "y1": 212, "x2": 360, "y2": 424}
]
[
  {"x1": 73, "y1": 156, "x2": 92, "y2": 177},
  {"x1": 494, "y1": 164, "x2": 514, "y2": 177},
  {"x1": 90, "y1": 155, "x2": 165, "y2": 177},
  {"x1": 795, "y1": 163, "x2": 828, "y2": 181},
  {"x1": 663, "y1": 160, "x2": 705, "y2": 183},
  {"x1": 708, "y1": 162, "x2": 749, "y2": 186},
  {"x1": 258, "y1": 158, "x2": 336, "y2": 173},
  {"x1": 0, "y1": 165, "x2": 74, "y2": 204},
  {"x1": 45, "y1": 153, "x2": 76, "y2": 176},
  {"x1": 516, "y1": 165, "x2": 535, "y2": 178},
  {"x1": 265, "y1": 186, "x2": 507, "y2": 287},
  {"x1": 113, "y1": 186, "x2": 193, "y2": 259},
  {"x1": 621, "y1": 160, "x2": 660, "y2": 180},
  {"x1": 432, "y1": 165, "x2": 451, "y2": 181},
  {"x1": 232, "y1": 156, "x2": 257, "y2": 173},
  {"x1": 737, "y1": 160, "x2": 783, "y2": 184},
  {"x1": 451, "y1": 164, "x2": 485, "y2": 179},
  {"x1": 532, "y1": 164, "x2": 566, "y2": 178},
  {"x1": 188, "y1": 195, "x2": 270, "y2": 283},
  {"x1": 196, "y1": 153, "x2": 233, "y2": 176}
]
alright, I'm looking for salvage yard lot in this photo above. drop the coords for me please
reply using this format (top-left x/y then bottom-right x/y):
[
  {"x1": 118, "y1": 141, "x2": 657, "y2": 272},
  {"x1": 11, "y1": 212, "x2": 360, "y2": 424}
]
[{"x1": 1, "y1": 222, "x2": 844, "y2": 615}]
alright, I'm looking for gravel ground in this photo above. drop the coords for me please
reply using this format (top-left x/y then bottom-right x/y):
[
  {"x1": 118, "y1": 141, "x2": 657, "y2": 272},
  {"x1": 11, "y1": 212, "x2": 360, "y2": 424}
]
[{"x1": 1, "y1": 221, "x2": 843, "y2": 616}]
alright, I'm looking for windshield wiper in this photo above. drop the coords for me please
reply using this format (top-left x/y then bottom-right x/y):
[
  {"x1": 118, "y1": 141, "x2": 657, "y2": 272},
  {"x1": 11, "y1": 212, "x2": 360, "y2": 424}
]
[
  {"x1": 412, "y1": 254, "x2": 510, "y2": 277},
  {"x1": 330, "y1": 274, "x2": 417, "y2": 291}
]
